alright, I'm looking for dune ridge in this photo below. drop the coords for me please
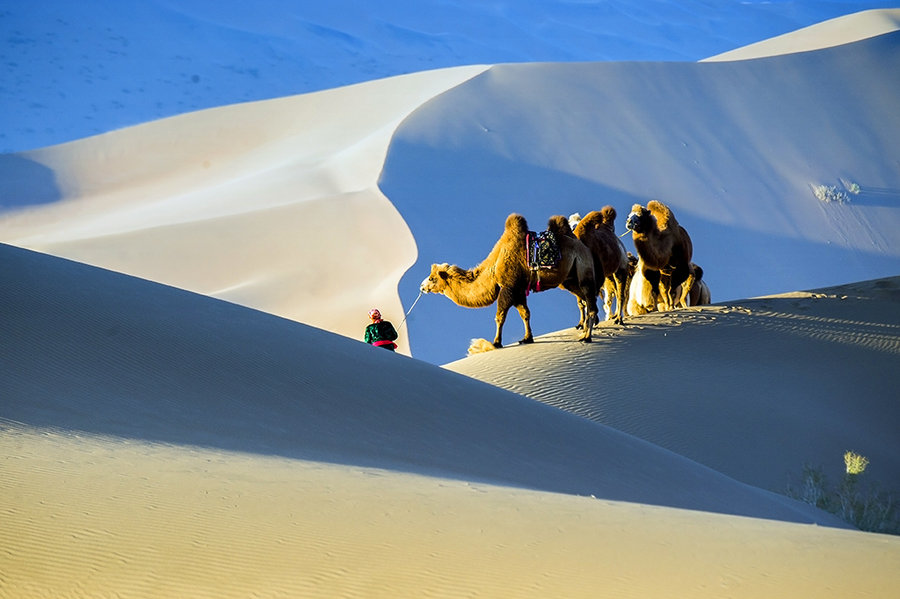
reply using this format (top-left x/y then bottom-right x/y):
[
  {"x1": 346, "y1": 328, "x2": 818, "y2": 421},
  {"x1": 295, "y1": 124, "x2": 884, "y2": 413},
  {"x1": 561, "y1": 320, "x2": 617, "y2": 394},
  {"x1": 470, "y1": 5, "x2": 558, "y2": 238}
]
[{"x1": 704, "y1": 8, "x2": 900, "y2": 61}]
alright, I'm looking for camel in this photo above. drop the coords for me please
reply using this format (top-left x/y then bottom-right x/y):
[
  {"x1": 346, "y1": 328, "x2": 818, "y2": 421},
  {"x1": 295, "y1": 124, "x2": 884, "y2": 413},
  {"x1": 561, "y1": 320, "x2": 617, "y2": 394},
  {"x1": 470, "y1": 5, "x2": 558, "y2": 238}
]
[
  {"x1": 628, "y1": 256, "x2": 710, "y2": 316},
  {"x1": 626, "y1": 200, "x2": 695, "y2": 311},
  {"x1": 420, "y1": 213, "x2": 599, "y2": 347},
  {"x1": 681, "y1": 264, "x2": 711, "y2": 306},
  {"x1": 572, "y1": 206, "x2": 630, "y2": 324}
]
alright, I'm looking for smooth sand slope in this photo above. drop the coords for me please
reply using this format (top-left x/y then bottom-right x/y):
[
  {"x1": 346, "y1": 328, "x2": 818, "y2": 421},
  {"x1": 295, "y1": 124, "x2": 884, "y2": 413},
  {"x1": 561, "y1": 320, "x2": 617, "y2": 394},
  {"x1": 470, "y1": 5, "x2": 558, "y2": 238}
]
[
  {"x1": 704, "y1": 8, "x2": 900, "y2": 60},
  {"x1": 3, "y1": 243, "x2": 899, "y2": 598},
  {"x1": 448, "y1": 277, "x2": 900, "y2": 496}
]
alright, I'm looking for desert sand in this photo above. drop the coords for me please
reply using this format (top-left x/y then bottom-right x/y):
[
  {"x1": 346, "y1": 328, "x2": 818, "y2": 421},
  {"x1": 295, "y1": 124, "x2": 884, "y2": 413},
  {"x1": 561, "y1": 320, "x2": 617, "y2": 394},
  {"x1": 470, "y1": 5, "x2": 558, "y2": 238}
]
[
  {"x1": 3, "y1": 243, "x2": 899, "y2": 598},
  {"x1": 2, "y1": 7, "x2": 900, "y2": 599}
]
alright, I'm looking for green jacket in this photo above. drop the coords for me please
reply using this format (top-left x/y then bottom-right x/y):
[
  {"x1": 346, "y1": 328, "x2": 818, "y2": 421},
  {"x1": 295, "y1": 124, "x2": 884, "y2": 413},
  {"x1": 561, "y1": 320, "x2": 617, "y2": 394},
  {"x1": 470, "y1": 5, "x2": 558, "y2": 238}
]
[{"x1": 365, "y1": 320, "x2": 398, "y2": 348}]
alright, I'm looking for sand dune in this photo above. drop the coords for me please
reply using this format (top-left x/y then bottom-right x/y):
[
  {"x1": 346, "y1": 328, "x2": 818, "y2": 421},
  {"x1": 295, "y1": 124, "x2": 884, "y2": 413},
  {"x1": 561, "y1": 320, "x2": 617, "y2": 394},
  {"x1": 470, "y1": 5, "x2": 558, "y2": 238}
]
[
  {"x1": 4, "y1": 243, "x2": 899, "y2": 598},
  {"x1": 447, "y1": 277, "x2": 900, "y2": 495},
  {"x1": 0, "y1": 65, "x2": 488, "y2": 357},
  {"x1": 2, "y1": 14, "x2": 898, "y2": 367},
  {"x1": 383, "y1": 27, "x2": 900, "y2": 364},
  {"x1": 2, "y1": 243, "x2": 840, "y2": 520},
  {"x1": 5, "y1": 428, "x2": 899, "y2": 599},
  {"x1": 704, "y1": 8, "x2": 900, "y2": 60},
  {"x1": 2, "y1": 9, "x2": 900, "y2": 598}
]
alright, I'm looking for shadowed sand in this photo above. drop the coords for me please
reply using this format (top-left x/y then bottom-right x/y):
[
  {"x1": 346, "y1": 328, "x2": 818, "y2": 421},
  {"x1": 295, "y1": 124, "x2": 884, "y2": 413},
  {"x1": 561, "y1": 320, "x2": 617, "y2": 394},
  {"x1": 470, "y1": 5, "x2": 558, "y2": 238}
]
[{"x1": 3, "y1": 244, "x2": 899, "y2": 598}]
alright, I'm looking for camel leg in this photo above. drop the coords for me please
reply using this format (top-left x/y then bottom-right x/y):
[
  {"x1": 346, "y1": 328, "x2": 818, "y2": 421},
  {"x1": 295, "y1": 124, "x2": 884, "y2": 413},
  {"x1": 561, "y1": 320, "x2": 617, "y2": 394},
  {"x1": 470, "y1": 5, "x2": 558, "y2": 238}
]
[
  {"x1": 613, "y1": 270, "x2": 628, "y2": 325},
  {"x1": 493, "y1": 288, "x2": 513, "y2": 347},
  {"x1": 510, "y1": 286, "x2": 533, "y2": 344},
  {"x1": 679, "y1": 267, "x2": 696, "y2": 308},
  {"x1": 578, "y1": 273, "x2": 599, "y2": 342},
  {"x1": 602, "y1": 279, "x2": 615, "y2": 322},
  {"x1": 577, "y1": 297, "x2": 595, "y2": 330},
  {"x1": 604, "y1": 276, "x2": 618, "y2": 323},
  {"x1": 494, "y1": 287, "x2": 532, "y2": 347},
  {"x1": 644, "y1": 267, "x2": 663, "y2": 311},
  {"x1": 660, "y1": 271, "x2": 674, "y2": 311},
  {"x1": 515, "y1": 301, "x2": 533, "y2": 344},
  {"x1": 579, "y1": 292, "x2": 598, "y2": 342}
]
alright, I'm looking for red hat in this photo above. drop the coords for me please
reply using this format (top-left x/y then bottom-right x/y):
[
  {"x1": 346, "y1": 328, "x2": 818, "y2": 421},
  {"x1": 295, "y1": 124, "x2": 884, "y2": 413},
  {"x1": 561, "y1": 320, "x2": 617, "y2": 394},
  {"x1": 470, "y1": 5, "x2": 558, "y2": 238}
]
[{"x1": 368, "y1": 308, "x2": 381, "y2": 320}]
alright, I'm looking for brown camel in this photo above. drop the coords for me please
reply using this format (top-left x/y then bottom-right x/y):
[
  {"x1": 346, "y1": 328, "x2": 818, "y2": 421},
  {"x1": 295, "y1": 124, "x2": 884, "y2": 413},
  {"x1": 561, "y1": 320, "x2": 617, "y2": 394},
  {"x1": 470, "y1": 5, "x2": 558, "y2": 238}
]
[
  {"x1": 572, "y1": 206, "x2": 629, "y2": 324},
  {"x1": 681, "y1": 264, "x2": 711, "y2": 306},
  {"x1": 628, "y1": 258, "x2": 709, "y2": 315},
  {"x1": 420, "y1": 213, "x2": 599, "y2": 347},
  {"x1": 626, "y1": 200, "x2": 695, "y2": 310}
]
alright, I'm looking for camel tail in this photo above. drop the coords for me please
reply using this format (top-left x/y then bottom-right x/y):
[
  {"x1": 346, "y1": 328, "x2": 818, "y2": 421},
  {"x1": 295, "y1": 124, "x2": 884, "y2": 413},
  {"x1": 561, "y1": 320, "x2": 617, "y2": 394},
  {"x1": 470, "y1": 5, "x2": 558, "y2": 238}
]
[{"x1": 468, "y1": 338, "x2": 498, "y2": 355}]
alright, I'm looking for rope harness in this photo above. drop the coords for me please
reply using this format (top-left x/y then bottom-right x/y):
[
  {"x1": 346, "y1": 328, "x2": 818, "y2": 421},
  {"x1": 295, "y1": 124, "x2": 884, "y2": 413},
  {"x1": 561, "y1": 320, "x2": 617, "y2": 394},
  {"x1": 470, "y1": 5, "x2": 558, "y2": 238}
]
[{"x1": 396, "y1": 289, "x2": 423, "y2": 331}]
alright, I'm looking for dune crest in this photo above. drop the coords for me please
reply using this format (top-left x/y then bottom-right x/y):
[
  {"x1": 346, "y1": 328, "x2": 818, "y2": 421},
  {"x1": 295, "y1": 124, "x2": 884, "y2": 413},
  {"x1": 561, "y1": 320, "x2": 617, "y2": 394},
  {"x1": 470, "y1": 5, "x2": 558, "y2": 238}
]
[{"x1": 704, "y1": 8, "x2": 900, "y2": 61}]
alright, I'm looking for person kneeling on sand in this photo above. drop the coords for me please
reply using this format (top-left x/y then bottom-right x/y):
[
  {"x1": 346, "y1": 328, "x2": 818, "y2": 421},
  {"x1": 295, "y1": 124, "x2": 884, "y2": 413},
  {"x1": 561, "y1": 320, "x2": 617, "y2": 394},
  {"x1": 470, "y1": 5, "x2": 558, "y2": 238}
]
[{"x1": 364, "y1": 308, "x2": 398, "y2": 351}]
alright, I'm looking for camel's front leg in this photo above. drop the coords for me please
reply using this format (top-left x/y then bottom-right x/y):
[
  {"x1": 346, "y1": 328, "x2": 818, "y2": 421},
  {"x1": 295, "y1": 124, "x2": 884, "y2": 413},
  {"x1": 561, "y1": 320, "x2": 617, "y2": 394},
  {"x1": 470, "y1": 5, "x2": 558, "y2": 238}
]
[
  {"x1": 493, "y1": 294, "x2": 509, "y2": 348},
  {"x1": 643, "y1": 267, "x2": 663, "y2": 311},
  {"x1": 497, "y1": 286, "x2": 532, "y2": 345},
  {"x1": 674, "y1": 266, "x2": 695, "y2": 308}
]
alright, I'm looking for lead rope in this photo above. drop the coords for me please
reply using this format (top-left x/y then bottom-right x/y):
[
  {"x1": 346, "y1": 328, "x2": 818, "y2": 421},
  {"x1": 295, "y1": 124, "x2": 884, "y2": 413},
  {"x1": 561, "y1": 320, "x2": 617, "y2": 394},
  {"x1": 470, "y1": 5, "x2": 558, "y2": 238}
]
[{"x1": 396, "y1": 289, "x2": 423, "y2": 332}]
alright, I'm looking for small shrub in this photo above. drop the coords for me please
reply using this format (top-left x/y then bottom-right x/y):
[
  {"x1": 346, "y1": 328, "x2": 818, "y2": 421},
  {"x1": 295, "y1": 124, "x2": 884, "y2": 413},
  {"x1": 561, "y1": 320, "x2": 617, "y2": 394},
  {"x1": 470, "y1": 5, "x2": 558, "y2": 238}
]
[
  {"x1": 787, "y1": 453, "x2": 899, "y2": 535},
  {"x1": 844, "y1": 450, "x2": 869, "y2": 475}
]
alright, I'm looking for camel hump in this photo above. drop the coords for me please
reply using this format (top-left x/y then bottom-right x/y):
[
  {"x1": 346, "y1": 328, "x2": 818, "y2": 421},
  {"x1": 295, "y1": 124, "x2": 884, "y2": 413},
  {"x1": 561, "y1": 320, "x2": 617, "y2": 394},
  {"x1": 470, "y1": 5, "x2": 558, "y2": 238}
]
[
  {"x1": 692, "y1": 263, "x2": 704, "y2": 282},
  {"x1": 505, "y1": 213, "x2": 529, "y2": 236},
  {"x1": 647, "y1": 200, "x2": 677, "y2": 230},
  {"x1": 573, "y1": 210, "x2": 604, "y2": 234},
  {"x1": 547, "y1": 214, "x2": 574, "y2": 237},
  {"x1": 600, "y1": 205, "x2": 617, "y2": 225}
]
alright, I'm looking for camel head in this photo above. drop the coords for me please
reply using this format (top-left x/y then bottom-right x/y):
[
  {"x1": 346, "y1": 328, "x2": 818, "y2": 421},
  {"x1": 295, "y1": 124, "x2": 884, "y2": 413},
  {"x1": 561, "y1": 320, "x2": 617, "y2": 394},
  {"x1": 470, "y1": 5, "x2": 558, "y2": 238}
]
[
  {"x1": 626, "y1": 204, "x2": 655, "y2": 234},
  {"x1": 568, "y1": 213, "x2": 583, "y2": 230},
  {"x1": 420, "y1": 263, "x2": 451, "y2": 294}
]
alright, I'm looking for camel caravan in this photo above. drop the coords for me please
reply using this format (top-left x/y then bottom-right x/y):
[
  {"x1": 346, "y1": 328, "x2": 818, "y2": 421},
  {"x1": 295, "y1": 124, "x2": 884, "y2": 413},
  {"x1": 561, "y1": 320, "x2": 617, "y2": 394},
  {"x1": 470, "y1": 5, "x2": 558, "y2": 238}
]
[{"x1": 419, "y1": 200, "x2": 710, "y2": 350}]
